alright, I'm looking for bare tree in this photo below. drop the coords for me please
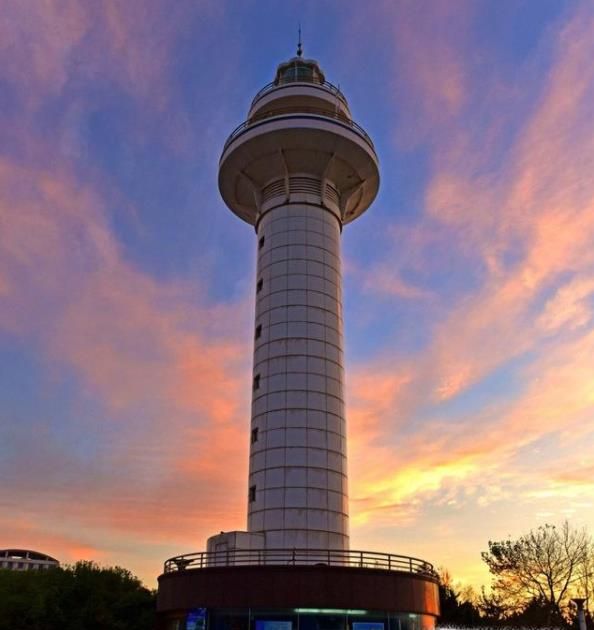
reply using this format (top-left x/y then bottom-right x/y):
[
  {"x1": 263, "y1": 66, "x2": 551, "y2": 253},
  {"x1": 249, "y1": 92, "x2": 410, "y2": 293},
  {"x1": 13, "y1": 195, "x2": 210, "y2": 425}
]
[{"x1": 481, "y1": 521, "x2": 593, "y2": 622}]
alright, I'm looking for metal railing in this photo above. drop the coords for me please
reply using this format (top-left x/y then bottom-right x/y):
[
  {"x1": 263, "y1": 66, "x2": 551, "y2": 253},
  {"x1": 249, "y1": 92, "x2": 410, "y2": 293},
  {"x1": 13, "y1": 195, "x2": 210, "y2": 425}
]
[
  {"x1": 163, "y1": 548, "x2": 436, "y2": 577},
  {"x1": 222, "y1": 107, "x2": 375, "y2": 154},
  {"x1": 251, "y1": 79, "x2": 349, "y2": 109}
]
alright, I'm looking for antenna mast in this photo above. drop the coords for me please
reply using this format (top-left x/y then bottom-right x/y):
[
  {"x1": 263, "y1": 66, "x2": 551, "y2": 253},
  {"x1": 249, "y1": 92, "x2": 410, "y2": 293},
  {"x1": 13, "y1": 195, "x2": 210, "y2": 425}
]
[{"x1": 297, "y1": 24, "x2": 303, "y2": 57}]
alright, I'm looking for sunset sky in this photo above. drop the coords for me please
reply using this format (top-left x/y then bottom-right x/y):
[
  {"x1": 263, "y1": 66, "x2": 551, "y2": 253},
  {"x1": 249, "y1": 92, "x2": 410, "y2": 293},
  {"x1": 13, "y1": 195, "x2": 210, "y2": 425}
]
[{"x1": 1, "y1": 0, "x2": 594, "y2": 589}]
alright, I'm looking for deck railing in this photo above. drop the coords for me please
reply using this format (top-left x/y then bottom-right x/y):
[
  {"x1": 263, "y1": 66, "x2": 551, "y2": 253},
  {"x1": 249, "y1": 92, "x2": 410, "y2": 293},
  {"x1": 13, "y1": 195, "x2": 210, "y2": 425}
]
[
  {"x1": 163, "y1": 548, "x2": 435, "y2": 577},
  {"x1": 222, "y1": 107, "x2": 375, "y2": 154},
  {"x1": 250, "y1": 79, "x2": 349, "y2": 109}
]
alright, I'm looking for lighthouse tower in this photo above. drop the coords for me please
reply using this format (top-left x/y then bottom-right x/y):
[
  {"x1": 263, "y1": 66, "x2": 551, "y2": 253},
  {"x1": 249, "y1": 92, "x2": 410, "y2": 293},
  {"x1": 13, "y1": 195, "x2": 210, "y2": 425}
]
[
  {"x1": 218, "y1": 48, "x2": 379, "y2": 552},
  {"x1": 157, "y1": 46, "x2": 439, "y2": 630}
]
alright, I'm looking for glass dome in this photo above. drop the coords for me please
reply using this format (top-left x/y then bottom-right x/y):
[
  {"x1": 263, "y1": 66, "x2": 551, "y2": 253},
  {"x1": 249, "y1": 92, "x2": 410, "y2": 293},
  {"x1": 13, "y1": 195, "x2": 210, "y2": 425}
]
[{"x1": 274, "y1": 58, "x2": 326, "y2": 86}]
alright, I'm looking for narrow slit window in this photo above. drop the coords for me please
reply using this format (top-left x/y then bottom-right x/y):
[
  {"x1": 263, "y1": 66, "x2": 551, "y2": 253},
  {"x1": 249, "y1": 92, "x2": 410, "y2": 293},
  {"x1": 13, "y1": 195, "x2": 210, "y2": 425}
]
[
  {"x1": 249, "y1": 485, "x2": 256, "y2": 502},
  {"x1": 251, "y1": 427, "x2": 259, "y2": 443},
  {"x1": 258, "y1": 235, "x2": 265, "y2": 250},
  {"x1": 255, "y1": 324, "x2": 262, "y2": 339},
  {"x1": 256, "y1": 278, "x2": 263, "y2": 293},
  {"x1": 253, "y1": 374, "x2": 260, "y2": 391}
]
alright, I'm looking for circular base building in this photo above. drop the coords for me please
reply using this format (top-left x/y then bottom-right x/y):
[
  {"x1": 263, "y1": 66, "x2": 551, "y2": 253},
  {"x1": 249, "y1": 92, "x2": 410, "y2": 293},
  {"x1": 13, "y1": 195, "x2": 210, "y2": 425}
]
[{"x1": 156, "y1": 549, "x2": 439, "y2": 630}]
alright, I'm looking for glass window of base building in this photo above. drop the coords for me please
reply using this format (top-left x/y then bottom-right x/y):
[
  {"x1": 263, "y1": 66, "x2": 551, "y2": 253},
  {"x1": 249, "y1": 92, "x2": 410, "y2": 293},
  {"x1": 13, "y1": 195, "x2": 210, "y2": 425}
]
[
  {"x1": 389, "y1": 614, "x2": 422, "y2": 630},
  {"x1": 251, "y1": 608, "x2": 298, "y2": 630},
  {"x1": 187, "y1": 609, "x2": 208, "y2": 630},
  {"x1": 210, "y1": 608, "x2": 251, "y2": 630},
  {"x1": 298, "y1": 610, "x2": 350, "y2": 630},
  {"x1": 210, "y1": 609, "x2": 377, "y2": 630},
  {"x1": 164, "y1": 609, "x2": 431, "y2": 630},
  {"x1": 349, "y1": 613, "x2": 389, "y2": 630}
]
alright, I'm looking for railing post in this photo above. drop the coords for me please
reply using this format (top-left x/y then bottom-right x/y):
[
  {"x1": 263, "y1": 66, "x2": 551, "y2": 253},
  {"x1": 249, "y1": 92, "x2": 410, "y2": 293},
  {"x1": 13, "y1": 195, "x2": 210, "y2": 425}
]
[
  {"x1": 292, "y1": 548, "x2": 296, "y2": 566},
  {"x1": 388, "y1": 555, "x2": 391, "y2": 571},
  {"x1": 360, "y1": 551, "x2": 363, "y2": 568},
  {"x1": 410, "y1": 558, "x2": 413, "y2": 572}
]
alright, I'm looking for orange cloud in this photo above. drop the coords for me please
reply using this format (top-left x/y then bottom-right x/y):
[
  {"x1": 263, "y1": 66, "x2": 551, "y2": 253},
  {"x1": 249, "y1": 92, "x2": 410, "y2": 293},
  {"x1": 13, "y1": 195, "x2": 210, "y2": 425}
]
[
  {"x1": 357, "y1": 264, "x2": 434, "y2": 300},
  {"x1": 343, "y1": 3, "x2": 594, "y2": 580},
  {"x1": 538, "y1": 277, "x2": 594, "y2": 333},
  {"x1": 0, "y1": 514, "x2": 107, "y2": 565},
  {"x1": 0, "y1": 141, "x2": 254, "y2": 583}
]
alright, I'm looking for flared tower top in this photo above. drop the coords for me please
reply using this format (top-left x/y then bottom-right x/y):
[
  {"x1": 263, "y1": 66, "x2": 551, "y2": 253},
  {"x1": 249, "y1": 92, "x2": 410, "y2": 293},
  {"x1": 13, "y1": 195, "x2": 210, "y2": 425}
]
[{"x1": 219, "y1": 52, "x2": 379, "y2": 227}]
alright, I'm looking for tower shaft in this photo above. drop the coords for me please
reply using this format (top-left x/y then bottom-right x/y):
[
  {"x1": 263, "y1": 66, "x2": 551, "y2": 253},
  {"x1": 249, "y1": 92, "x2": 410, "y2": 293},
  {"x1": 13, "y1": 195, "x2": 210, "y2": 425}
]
[
  {"x1": 216, "y1": 53, "x2": 379, "y2": 556},
  {"x1": 249, "y1": 192, "x2": 348, "y2": 550}
]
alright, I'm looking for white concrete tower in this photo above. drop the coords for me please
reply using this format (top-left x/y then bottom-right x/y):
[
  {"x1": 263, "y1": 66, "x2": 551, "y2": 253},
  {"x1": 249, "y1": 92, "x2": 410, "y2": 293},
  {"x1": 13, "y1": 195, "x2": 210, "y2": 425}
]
[{"x1": 218, "y1": 50, "x2": 379, "y2": 552}]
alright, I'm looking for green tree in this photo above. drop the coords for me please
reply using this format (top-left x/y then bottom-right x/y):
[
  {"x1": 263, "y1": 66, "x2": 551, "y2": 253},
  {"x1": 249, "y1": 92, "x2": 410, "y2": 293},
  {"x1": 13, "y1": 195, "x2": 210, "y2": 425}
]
[
  {"x1": 481, "y1": 521, "x2": 593, "y2": 625},
  {"x1": 0, "y1": 560, "x2": 155, "y2": 630}
]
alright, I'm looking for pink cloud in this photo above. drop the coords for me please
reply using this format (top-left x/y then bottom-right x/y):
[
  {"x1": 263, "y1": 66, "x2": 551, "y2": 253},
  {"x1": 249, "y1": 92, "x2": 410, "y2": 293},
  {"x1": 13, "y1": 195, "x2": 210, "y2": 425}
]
[
  {"x1": 342, "y1": 3, "x2": 594, "y2": 571},
  {"x1": 0, "y1": 1, "x2": 233, "y2": 159},
  {"x1": 0, "y1": 514, "x2": 107, "y2": 565},
  {"x1": 356, "y1": 264, "x2": 434, "y2": 300},
  {"x1": 0, "y1": 1, "x2": 213, "y2": 107},
  {"x1": 341, "y1": 0, "x2": 475, "y2": 147},
  {"x1": 365, "y1": 2, "x2": 594, "y2": 400},
  {"x1": 0, "y1": 139, "x2": 254, "y2": 581},
  {"x1": 0, "y1": 1, "x2": 251, "y2": 585},
  {"x1": 538, "y1": 277, "x2": 594, "y2": 332}
]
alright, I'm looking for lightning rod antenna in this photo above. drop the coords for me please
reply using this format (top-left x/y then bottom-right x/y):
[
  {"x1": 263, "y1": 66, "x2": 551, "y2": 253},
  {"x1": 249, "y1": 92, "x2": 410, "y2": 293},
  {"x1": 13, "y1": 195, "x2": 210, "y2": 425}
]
[{"x1": 297, "y1": 24, "x2": 303, "y2": 57}]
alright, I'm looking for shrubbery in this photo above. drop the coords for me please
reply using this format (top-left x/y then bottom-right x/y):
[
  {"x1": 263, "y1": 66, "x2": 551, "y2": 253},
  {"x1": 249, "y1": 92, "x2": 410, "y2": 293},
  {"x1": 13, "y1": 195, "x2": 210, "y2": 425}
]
[{"x1": 0, "y1": 561, "x2": 155, "y2": 630}]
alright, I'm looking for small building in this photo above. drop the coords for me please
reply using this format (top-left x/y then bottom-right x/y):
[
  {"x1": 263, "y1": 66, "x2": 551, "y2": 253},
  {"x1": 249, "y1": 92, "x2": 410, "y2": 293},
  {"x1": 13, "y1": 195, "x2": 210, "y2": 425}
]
[{"x1": 0, "y1": 549, "x2": 60, "y2": 571}]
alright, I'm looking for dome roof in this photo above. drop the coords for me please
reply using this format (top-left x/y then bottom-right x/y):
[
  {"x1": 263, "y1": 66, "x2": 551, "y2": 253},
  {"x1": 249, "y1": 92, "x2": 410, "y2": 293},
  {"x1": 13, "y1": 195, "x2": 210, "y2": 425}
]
[
  {"x1": 0, "y1": 548, "x2": 59, "y2": 562},
  {"x1": 274, "y1": 57, "x2": 325, "y2": 87}
]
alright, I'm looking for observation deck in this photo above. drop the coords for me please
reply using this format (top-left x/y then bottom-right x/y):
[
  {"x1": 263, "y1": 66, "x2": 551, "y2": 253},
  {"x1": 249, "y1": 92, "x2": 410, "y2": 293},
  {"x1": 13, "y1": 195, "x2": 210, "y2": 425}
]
[
  {"x1": 250, "y1": 77, "x2": 348, "y2": 111},
  {"x1": 223, "y1": 108, "x2": 374, "y2": 155},
  {"x1": 163, "y1": 548, "x2": 436, "y2": 574},
  {"x1": 249, "y1": 56, "x2": 350, "y2": 116}
]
